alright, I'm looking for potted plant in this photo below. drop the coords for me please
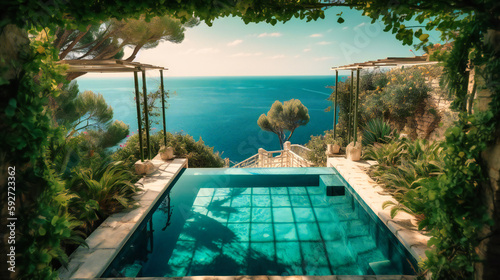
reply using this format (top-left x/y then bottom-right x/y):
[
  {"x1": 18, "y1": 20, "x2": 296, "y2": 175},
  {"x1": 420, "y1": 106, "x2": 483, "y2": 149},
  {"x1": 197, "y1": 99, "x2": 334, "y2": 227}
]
[
  {"x1": 326, "y1": 137, "x2": 343, "y2": 156},
  {"x1": 331, "y1": 137, "x2": 343, "y2": 154}
]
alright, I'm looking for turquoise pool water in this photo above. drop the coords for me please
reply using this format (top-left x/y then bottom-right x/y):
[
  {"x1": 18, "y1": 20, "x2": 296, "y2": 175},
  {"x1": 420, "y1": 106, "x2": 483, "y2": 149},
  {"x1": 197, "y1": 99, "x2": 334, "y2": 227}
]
[{"x1": 102, "y1": 168, "x2": 417, "y2": 277}]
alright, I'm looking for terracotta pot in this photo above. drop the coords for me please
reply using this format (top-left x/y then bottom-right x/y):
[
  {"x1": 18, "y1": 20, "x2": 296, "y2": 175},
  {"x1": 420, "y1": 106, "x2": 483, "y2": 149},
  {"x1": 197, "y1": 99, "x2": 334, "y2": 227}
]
[{"x1": 332, "y1": 144, "x2": 340, "y2": 154}]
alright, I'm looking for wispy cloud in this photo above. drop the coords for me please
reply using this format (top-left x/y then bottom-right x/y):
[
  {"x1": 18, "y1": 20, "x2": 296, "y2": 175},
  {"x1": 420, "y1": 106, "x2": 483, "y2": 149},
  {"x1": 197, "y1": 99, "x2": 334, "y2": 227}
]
[
  {"x1": 230, "y1": 52, "x2": 263, "y2": 57},
  {"x1": 303, "y1": 48, "x2": 312, "y2": 52},
  {"x1": 317, "y1": 41, "x2": 332, "y2": 45},
  {"x1": 309, "y1": 33, "x2": 323, "y2": 38},
  {"x1": 342, "y1": 26, "x2": 349, "y2": 30},
  {"x1": 227, "y1": 39, "x2": 243, "y2": 47},
  {"x1": 355, "y1": 22, "x2": 366, "y2": 29},
  {"x1": 314, "y1": 56, "x2": 335, "y2": 61},
  {"x1": 294, "y1": 55, "x2": 300, "y2": 58},
  {"x1": 269, "y1": 54, "x2": 286, "y2": 59},
  {"x1": 258, "y1": 32, "x2": 282, "y2": 38}
]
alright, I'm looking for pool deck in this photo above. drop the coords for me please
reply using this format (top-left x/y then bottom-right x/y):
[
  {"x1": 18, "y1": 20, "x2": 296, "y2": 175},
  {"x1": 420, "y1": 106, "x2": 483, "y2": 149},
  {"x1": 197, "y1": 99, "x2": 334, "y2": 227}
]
[
  {"x1": 327, "y1": 157, "x2": 430, "y2": 264},
  {"x1": 59, "y1": 158, "x2": 188, "y2": 280}
]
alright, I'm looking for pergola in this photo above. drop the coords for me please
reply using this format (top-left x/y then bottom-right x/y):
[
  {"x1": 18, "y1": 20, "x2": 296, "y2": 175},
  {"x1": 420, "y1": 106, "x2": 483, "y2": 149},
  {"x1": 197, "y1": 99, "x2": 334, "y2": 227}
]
[
  {"x1": 58, "y1": 59, "x2": 169, "y2": 162},
  {"x1": 330, "y1": 56, "x2": 438, "y2": 146}
]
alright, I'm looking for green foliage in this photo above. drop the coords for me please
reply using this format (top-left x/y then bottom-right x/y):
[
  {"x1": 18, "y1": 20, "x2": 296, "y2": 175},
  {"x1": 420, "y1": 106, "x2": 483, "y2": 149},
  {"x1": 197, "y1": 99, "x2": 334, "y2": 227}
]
[
  {"x1": 112, "y1": 131, "x2": 224, "y2": 168},
  {"x1": 418, "y1": 112, "x2": 496, "y2": 279},
  {"x1": 2, "y1": 0, "x2": 328, "y2": 33},
  {"x1": 305, "y1": 130, "x2": 335, "y2": 166},
  {"x1": 3, "y1": 1, "x2": 500, "y2": 279},
  {"x1": 0, "y1": 28, "x2": 84, "y2": 280},
  {"x1": 329, "y1": 66, "x2": 431, "y2": 139},
  {"x1": 361, "y1": 118, "x2": 397, "y2": 146},
  {"x1": 67, "y1": 161, "x2": 139, "y2": 232},
  {"x1": 56, "y1": 15, "x2": 199, "y2": 64},
  {"x1": 372, "y1": 68, "x2": 430, "y2": 124},
  {"x1": 258, "y1": 99, "x2": 310, "y2": 148},
  {"x1": 366, "y1": 139, "x2": 444, "y2": 218},
  {"x1": 52, "y1": 82, "x2": 130, "y2": 173},
  {"x1": 137, "y1": 86, "x2": 172, "y2": 130}
]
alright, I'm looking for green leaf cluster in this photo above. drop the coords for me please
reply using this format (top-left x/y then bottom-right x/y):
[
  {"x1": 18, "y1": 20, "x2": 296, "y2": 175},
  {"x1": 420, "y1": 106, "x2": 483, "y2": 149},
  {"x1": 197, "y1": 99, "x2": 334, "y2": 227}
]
[
  {"x1": 361, "y1": 118, "x2": 398, "y2": 147},
  {"x1": 112, "y1": 131, "x2": 225, "y2": 168}
]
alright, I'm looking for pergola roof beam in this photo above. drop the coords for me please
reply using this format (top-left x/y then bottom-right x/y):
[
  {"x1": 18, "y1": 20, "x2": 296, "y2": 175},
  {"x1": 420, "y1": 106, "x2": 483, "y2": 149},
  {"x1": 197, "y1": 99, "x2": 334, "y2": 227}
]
[
  {"x1": 331, "y1": 55, "x2": 438, "y2": 71},
  {"x1": 57, "y1": 59, "x2": 168, "y2": 73}
]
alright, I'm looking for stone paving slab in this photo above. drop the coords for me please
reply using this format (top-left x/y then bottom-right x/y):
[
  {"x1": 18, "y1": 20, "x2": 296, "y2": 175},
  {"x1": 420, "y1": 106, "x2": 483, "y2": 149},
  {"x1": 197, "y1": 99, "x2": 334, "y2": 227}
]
[
  {"x1": 59, "y1": 158, "x2": 188, "y2": 280},
  {"x1": 327, "y1": 157, "x2": 430, "y2": 263}
]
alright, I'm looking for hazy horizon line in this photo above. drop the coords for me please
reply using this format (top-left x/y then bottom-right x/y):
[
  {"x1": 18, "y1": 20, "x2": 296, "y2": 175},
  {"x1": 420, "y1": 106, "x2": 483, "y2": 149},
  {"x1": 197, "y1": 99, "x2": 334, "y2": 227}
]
[{"x1": 77, "y1": 74, "x2": 346, "y2": 79}]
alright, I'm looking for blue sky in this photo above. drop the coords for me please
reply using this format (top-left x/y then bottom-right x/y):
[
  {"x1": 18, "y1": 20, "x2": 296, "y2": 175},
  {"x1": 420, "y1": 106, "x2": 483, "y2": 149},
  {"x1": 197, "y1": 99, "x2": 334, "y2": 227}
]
[{"x1": 88, "y1": 7, "x2": 439, "y2": 77}]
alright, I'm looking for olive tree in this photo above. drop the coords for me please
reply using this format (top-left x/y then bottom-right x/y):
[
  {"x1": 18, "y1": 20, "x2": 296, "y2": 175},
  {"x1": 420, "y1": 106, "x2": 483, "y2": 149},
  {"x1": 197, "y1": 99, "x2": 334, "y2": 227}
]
[{"x1": 257, "y1": 99, "x2": 310, "y2": 149}]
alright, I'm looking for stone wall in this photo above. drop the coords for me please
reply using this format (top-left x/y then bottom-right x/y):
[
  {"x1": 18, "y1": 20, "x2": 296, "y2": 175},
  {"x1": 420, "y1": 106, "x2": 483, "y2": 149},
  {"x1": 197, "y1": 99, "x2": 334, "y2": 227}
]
[{"x1": 404, "y1": 76, "x2": 458, "y2": 140}]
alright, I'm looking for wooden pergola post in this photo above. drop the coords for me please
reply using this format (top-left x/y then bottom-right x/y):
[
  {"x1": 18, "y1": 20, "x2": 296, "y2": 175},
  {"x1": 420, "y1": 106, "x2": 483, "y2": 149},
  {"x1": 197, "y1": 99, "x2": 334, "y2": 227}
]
[
  {"x1": 160, "y1": 70, "x2": 167, "y2": 147},
  {"x1": 134, "y1": 71, "x2": 144, "y2": 162},
  {"x1": 56, "y1": 59, "x2": 169, "y2": 163},
  {"x1": 353, "y1": 68, "x2": 360, "y2": 145},
  {"x1": 142, "y1": 70, "x2": 151, "y2": 160},
  {"x1": 333, "y1": 70, "x2": 338, "y2": 139},
  {"x1": 330, "y1": 56, "x2": 438, "y2": 151},
  {"x1": 347, "y1": 69, "x2": 354, "y2": 143}
]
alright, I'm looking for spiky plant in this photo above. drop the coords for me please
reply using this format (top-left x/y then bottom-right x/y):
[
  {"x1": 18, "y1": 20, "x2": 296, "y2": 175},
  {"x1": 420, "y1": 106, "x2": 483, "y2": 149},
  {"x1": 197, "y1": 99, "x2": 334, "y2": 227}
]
[{"x1": 361, "y1": 118, "x2": 398, "y2": 146}]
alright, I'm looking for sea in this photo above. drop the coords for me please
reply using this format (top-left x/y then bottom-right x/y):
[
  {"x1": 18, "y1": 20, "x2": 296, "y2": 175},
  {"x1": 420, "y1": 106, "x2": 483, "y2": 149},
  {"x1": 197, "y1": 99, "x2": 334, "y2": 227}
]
[{"x1": 76, "y1": 76, "x2": 338, "y2": 163}]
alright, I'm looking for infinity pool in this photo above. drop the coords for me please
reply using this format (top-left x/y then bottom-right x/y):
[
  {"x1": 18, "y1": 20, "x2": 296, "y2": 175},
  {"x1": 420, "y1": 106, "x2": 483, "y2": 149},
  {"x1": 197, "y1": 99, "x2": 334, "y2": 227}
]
[{"x1": 102, "y1": 168, "x2": 417, "y2": 277}]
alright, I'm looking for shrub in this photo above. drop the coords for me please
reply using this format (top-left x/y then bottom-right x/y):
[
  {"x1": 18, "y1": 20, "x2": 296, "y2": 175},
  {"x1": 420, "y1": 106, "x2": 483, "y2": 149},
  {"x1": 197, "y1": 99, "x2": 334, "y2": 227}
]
[
  {"x1": 112, "y1": 131, "x2": 224, "y2": 168},
  {"x1": 328, "y1": 66, "x2": 434, "y2": 137},
  {"x1": 67, "y1": 161, "x2": 140, "y2": 233},
  {"x1": 305, "y1": 130, "x2": 345, "y2": 166},
  {"x1": 366, "y1": 138, "x2": 444, "y2": 218},
  {"x1": 361, "y1": 118, "x2": 398, "y2": 146}
]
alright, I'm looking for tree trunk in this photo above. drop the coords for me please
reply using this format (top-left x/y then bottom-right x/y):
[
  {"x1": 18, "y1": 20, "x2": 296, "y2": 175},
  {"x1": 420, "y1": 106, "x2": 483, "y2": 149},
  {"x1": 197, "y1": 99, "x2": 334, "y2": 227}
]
[
  {"x1": 125, "y1": 43, "x2": 144, "y2": 61},
  {"x1": 58, "y1": 25, "x2": 91, "y2": 60}
]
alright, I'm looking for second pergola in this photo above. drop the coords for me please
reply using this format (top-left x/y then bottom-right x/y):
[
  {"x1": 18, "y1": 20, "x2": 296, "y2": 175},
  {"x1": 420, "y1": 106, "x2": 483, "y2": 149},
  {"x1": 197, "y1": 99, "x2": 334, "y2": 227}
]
[
  {"x1": 330, "y1": 56, "x2": 438, "y2": 146},
  {"x1": 60, "y1": 59, "x2": 170, "y2": 162}
]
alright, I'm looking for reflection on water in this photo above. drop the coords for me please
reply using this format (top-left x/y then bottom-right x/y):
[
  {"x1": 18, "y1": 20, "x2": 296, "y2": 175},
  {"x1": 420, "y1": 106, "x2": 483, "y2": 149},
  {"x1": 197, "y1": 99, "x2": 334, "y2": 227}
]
[{"x1": 102, "y1": 171, "x2": 418, "y2": 278}]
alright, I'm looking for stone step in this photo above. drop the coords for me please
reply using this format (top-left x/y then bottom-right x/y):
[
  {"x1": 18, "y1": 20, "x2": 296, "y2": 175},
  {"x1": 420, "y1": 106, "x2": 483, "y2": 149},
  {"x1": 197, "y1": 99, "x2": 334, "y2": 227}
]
[
  {"x1": 346, "y1": 219, "x2": 370, "y2": 238},
  {"x1": 368, "y1": 260, "x2": 400, "y2": 275},
  {"x1": 356, "y1": 248, "x2": 387, "y2": 274},
  {"x1": 348, "y1": 235, "x2": 377, "y2": 255}
]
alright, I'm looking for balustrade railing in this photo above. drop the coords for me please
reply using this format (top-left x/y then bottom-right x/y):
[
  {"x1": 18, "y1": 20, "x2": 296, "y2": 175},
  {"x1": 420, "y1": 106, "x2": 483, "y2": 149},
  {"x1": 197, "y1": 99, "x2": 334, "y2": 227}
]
[{"x1": 232, "y1": 142, "x2": 313, "y2": 168}]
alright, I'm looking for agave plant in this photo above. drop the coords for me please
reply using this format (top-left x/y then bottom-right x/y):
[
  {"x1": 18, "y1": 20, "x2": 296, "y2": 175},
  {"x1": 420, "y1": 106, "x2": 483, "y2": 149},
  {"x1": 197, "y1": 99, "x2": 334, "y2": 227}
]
[
  {"x1": 361, "y1": 118, "x2": 398, "y2": 147},
  {"x1": 367, "y1": 138, "x2": 444, "y2": 219},
  {"x1": 364, "y1": 139, "x2": 406, "y2": 167}
]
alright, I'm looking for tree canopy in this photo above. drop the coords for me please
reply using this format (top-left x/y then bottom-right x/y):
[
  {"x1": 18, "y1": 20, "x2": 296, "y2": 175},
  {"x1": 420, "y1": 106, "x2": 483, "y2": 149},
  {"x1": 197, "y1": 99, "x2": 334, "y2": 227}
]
[
  {"x1": 53, "y1": 15, "x2": 199, "y2": 79},
  {"x1": 258, "y1": 99, "x2": 310, "y2": 149}
]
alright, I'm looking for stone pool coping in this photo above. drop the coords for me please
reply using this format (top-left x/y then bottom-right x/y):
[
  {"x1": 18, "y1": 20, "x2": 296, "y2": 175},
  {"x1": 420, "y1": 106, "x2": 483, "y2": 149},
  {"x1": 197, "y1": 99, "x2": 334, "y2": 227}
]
[
  {"x1": 59, "y1": 158, "x2": 188, "y2": 279},
  {"x1": 327, "y1": 157, "x2": 430, "y2": 264}
]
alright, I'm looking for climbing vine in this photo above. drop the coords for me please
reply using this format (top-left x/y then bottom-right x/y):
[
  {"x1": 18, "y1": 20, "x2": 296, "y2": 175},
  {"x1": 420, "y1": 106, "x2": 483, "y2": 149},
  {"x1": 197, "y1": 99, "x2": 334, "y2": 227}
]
[
  {"x1": 0, "y1": 28, "x2": 86, "y2": 279},
  {"x1": 414, "y1": 12, "x2": 500, "y2": 278}
]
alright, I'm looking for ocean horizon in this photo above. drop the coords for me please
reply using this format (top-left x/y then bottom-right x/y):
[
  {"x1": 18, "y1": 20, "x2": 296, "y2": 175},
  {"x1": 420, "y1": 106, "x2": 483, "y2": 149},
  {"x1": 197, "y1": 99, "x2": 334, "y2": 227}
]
[{"x1": 76, "y1": 75, "x2": 341, "y2": 162}]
